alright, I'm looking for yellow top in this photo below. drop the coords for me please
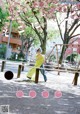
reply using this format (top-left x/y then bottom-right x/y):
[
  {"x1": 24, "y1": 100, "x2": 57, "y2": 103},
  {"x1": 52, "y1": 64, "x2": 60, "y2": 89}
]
[
  {"x1": 27, "y1": 53, "x2": 45, "y2": 79},
  {"x1": 35, "y1": 53, "x2": 45, "y2": 67}
]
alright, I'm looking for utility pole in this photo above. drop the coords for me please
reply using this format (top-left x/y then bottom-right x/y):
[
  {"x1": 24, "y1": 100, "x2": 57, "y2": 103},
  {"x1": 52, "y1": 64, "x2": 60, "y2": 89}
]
[
  {"x1": 5, "y1": 19, "x2": 12, "y2": 60},
  {"x1": 5, "y1": 5, "x2": 13, "y2": 60}
]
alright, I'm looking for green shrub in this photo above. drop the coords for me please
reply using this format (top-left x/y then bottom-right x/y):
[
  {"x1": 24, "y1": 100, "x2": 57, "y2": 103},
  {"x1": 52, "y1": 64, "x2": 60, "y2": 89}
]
[
  {"x1": 0, "y1": 44, "x2": 6, "y2": 58},
  {"x1": 18, "y1": 51, "x2": 25, "y2": 59},
  {"x1": 66, "y1": 53, "x2": 77, "y2": 62}
]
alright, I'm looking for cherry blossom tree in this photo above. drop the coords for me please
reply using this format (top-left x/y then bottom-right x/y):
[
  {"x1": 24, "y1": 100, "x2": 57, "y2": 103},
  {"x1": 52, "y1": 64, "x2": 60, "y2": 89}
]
[
  {"x1": 0, "y1": 0, "x2": 59, "y2": 54},
  {"x1": 4, "y1": 0, "x2": 54, "y2": 54},
  {"x1": 1, "y1": 0, "x2": 80, "y2": 62},
  {"x1": 41, "y1": 0, "x2": 80, "y2": 63},
  {"x1": 54, "y1": 2, "x2": 80, "y2": 64}
]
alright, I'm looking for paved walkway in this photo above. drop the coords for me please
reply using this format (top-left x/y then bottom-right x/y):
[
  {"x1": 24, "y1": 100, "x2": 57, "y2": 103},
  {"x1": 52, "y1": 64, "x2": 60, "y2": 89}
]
[
  {"x1": 0, "y1": 78, "x2": 80, "y2": 114},
  {"x1": 0, "y1": 60, "x2": 80, "y2": 114}
]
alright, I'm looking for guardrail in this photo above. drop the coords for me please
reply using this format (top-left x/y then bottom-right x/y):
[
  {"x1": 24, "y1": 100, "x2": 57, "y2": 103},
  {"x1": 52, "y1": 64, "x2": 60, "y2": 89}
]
[{"x1": 0, "y1": 60, "x2": 80, "y2": 85}]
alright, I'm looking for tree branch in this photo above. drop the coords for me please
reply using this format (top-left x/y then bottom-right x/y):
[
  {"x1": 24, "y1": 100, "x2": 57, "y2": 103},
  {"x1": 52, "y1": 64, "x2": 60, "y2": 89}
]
[
  {"x1": 20, "y1": 11, "x2": 44, "y2": 40},
  {"x1": 31, "y1": 8, "x2": 44, "y2": 31},
  {"x1": 55, "y1": 13, "x2": 63, "y2": 41},
  {"x1": 69, "y1": 37, "x2": 80, "y2": 45},
  {"x1": 19, "y1": 14, "x2": 32, "y2": 27},
  {"x1": 70, "y1": 34, "x2": 80, "y2": 39},
  {"x1": 69, "y1": 24, "x2": 80, "y2": 38},
  {"x1": 64, "y1": 6, "x2": 70, "y2": 36},
  {"x1": 28, "y1": 39, "x2": 34, "y2": 49},
  {"x1": 68, "y1": 19, "x2": 79, "y2": 34},
  {"x1": 43, "y1": 16, "x2": 47, "y2": 30},
  {"x1": 43, "y1": 16, "x2": 47, "y2": 38},
  {"x1": 59, "y1": 18, "x2": 66, "y2": 25},
  {"x1": 33, "y1": 26, "x2": 43, "y2": 43}
]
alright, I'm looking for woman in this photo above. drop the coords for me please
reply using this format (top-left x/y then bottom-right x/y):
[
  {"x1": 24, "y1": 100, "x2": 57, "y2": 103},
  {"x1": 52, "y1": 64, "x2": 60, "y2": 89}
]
[{"x1": 27, "y1": 48, "x2": 47, "y2": 82}]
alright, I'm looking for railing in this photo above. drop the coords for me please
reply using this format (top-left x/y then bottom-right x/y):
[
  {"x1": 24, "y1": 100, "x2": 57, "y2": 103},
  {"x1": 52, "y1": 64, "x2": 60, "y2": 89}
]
[{"x1": 0, "y1": 44, "x2": 80, "y2": 85}]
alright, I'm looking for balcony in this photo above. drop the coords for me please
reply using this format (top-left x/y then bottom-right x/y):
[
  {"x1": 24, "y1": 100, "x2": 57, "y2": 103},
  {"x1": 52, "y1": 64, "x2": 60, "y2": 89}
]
[{"x1": 2, "y1": 36, "x2": 21, "y2": 46}]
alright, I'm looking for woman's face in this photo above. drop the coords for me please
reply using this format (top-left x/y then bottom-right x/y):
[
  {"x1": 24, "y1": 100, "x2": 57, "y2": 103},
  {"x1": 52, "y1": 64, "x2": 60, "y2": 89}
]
[{"x1": 36, "y1": 50, "x2": 41, "y2": 54}]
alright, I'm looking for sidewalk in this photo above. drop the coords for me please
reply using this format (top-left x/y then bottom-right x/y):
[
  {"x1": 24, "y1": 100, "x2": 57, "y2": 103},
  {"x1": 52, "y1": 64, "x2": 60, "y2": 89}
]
[
  {"x1": 0, "y1": 60, "x2": 80, "y2": 114},
  {"x1": 0, "y1": 69, "x2": 80, "y2": 114}
]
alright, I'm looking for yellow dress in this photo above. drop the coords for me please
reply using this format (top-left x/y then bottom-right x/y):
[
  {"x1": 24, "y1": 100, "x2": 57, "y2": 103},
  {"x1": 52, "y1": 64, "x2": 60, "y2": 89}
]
[{"x1": 27, "y1": 53, "x2": 45, "y2": 80}]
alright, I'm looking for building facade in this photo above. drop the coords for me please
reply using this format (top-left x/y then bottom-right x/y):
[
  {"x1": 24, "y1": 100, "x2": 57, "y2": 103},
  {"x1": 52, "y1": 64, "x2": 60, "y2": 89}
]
[
  {"x1": 0, "y1": 29, "x2": 22, "y2": 58},
  {"x1": 0, "y1": 29, "x2": 22, "y2": 52}
]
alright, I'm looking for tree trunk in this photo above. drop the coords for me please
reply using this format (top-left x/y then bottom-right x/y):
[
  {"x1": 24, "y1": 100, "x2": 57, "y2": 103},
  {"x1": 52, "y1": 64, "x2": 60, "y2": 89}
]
[
  {"x1": 41, "y1": 40, "x2": 46, "y2": 54},
  {"x1": 58, "y1": 45, "x2": 66, "y2": 64},
  {"x1": 58, "y1": 44, "x2": 67, "y2": 75},
  {"x1": 41, "y1": 44, "x2": 46, "y2": 54},
  {"x1": 58, "y1": 36, "x2": 70, "y2": 64}
]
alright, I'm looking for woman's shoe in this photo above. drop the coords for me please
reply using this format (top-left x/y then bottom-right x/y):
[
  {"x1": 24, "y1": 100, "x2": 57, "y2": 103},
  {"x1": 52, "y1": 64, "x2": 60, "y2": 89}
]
[{"x1": 44, "y1": 79, "x2": 47, "y2": 82}]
